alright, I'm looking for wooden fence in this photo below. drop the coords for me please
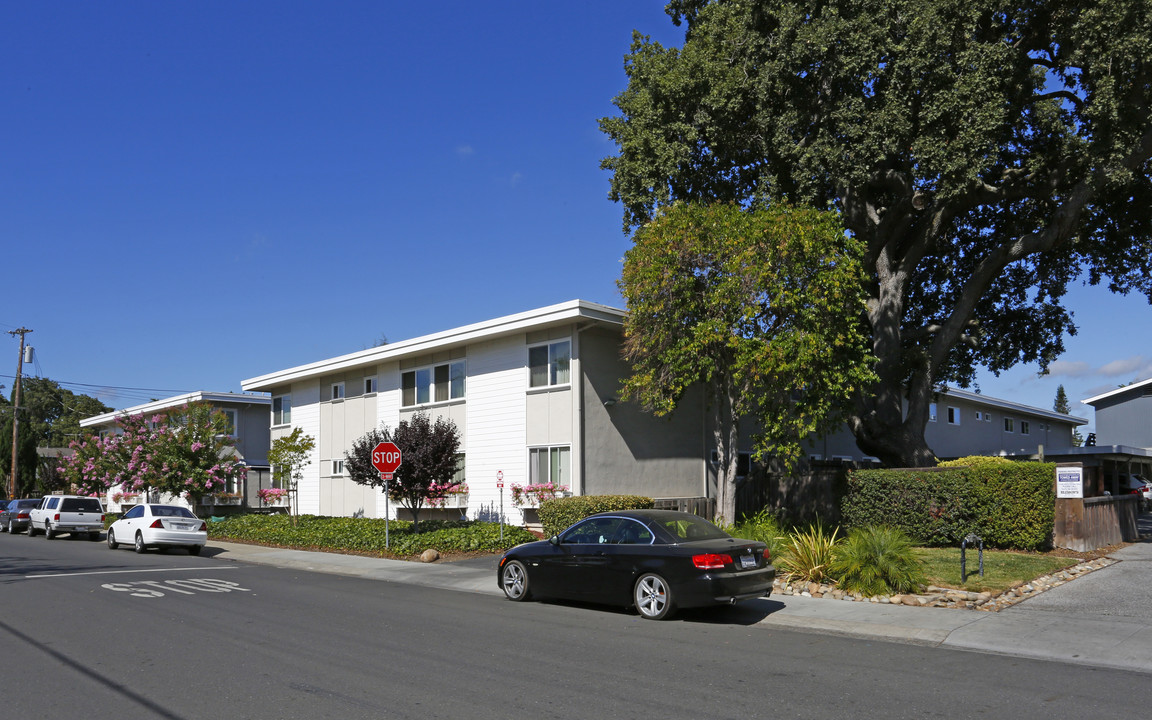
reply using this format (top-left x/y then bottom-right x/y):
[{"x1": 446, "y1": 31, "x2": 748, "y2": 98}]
[{"x1": 1055, "y1": 494, "x2": 1140, "y2": 552}]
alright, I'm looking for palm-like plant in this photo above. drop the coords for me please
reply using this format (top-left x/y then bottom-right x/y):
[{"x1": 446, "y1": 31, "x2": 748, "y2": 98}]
[
  {"x1": 832, "y1": 526, "x2": 926, "y2": 596},
  {"x1": 776, "y1": 522, "x2": 840, "y2": 584}
]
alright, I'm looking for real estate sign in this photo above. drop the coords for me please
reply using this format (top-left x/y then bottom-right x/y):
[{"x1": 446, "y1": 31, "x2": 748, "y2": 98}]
[{"x1": 1056, "y1": 465, "x2": 1084, "y2": 499}]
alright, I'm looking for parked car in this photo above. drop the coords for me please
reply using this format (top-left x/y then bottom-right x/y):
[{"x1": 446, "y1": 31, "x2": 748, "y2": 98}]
[
  {"x1": 27, "y1": 495, "x2": 105, "y2": 539},
  {"x1": 1, "y1": 498, "x2": 41, "y2": 534},
  {"x1": 106, "y1": 504, "x2": 207, "y2": 555},
  {"x1": 497, "y1": 509, "x2": 775, "y2": 620}
]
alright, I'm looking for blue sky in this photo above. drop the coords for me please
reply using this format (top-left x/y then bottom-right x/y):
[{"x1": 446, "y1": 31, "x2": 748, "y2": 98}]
[{"x1": 2, "y1": 1, "x2": 1149, "y2": 434}]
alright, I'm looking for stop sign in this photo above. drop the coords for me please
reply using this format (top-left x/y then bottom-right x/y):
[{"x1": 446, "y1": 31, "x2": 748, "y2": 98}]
[{"x1": 372, "y1": 442, "x2": 402, "y2": 475}]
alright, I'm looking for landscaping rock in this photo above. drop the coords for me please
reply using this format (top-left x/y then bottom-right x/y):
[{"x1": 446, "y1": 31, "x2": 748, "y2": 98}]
[{"x1": 420, "y1": 549, "x2": 440, "y2": 563}]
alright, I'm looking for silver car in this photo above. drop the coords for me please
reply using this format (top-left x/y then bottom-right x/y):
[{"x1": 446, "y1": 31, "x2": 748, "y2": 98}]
[
  {"x1": 0, "y1": 499, "x2": 41, "y2": 534},
  {"x1": 106, "y1": 503, "x2": 208, "y2": 555}
]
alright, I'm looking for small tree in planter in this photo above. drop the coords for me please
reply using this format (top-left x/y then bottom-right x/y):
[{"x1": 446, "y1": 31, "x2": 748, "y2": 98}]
[
  {"x1": 345, "y1": 412, "x2": 461, "y2": 532},
  {"x1": 267, "y1": 427, "x2": 315, "y2": 523}
]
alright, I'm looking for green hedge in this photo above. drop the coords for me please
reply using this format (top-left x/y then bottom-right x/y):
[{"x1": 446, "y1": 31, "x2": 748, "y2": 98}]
[
  {"x1": 537, "y1": 495, "x2": 655, "y2": 537},
  {"x1": 208, "y1": 514, "x2": 538, "y2": 556},
  {"x1": 841, "y1": 457, "x2": 1055, "y2": 551}
]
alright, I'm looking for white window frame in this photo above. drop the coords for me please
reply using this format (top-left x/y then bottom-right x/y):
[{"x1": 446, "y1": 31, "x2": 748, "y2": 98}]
[
  {"x1": 217, "y1": 408, "x2": 238, "y2": 438},
  {"x1": 330, "y1": 382, "x2": 345, "y2": 401},
  {"x1": 330, "y1": 459, "x2": 344, "y2": 476},
  {"x1": 947, "y1": 406, "x2": 960, "y2": 425},
  {"x1": 528, "y1": 339, "x2": 571, "y2": 388},
  {"x1": 1004, "y1": 418, "x2": 1015, "y2": 433},
  {"x1": 975, "y1": 411, "x2": 983, "y2": 421},
  {"x1": 272, "y1": 394, "x2": 291, "y2": 426},
  {"x1": 364, "y1": 377, "x2": 377, "y2": 394},
  {"x1": 401, "y1": 360, "x2": 466, "y2": 407},
  {"x1": 528, "y1": 445, "x2": 571, "y2": 486}
]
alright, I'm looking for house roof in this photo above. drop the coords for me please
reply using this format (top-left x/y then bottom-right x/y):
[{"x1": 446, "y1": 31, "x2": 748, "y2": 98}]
[
  {"x1": 936, "y1": 386, "x2": 1089, "y2": 426},
  {"x1": 79, "y1": 391, "x2": 271, "y2": 428},
  {"x1": 1081, "y1": 377, "x2": 1152, "y2": 406},
  {"x1": 241, "y1": 299, "x2": 627, "y2": 392}
]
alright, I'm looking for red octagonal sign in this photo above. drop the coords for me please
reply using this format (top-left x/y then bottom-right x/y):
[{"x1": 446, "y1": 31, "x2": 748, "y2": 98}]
[{"x1": 372, "y1": 442, "x2": 402, "y2": 475}]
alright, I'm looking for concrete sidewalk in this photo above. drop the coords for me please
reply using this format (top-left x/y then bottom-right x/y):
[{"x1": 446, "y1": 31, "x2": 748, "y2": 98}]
[{"x1": 207, "y1": 538, "x2": 1152, "y2": 674}]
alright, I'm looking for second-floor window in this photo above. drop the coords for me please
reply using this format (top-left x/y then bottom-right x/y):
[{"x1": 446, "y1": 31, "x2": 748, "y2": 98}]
[
  {"x1": 402, "y1": 361, "x2": 465, "y2": 407},
  {"x1": 218, "y1": 408, "x2": 237, "y2": 437},
  {"x1": 364, "y1": 377, "x2": 377, "y2": 394},
  {"x1": 330, "y1": 382, "x2": 345, "y2": 401},
  {"x1": 273, "y1": 395, "x2": 291, "y2": 425},
  {"x1": 947, "y1": 407, "x2": 960, "y2": 425},
  {"x1": 529, "y1": 340, "x2": 570, "y2": 387},
  {"x1": 1021, "y1": 421, "x2": 1030, "y2": 435},
  {"x1": 1004, "y1": 418, "x2": 1015, "y2": 433}
]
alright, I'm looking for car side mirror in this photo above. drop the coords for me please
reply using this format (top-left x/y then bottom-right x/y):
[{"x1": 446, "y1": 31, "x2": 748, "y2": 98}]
[{"x1": 549, "y1": 535, "x2": 560, "y2": 546}]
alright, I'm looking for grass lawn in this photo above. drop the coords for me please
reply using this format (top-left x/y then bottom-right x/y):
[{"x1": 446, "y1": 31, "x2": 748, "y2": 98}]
[{"x1": 916, "y1": 547, "x2": 1079, "y2": 594}]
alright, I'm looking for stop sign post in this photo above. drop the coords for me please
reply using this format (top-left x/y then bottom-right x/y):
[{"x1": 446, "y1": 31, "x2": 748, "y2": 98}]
[{"x1": 372, "y1": 442, "x2": 402, "y2": 548}]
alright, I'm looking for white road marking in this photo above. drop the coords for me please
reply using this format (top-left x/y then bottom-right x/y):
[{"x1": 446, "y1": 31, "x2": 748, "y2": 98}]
[{"x1": 26, "y1": 566, "x2": 238, "y2": 579}]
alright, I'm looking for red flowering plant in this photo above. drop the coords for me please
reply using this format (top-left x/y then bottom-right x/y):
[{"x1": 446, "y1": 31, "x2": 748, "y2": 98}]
[{"x1": 510, "y1": 482, "x2": 568, "y2": 507}]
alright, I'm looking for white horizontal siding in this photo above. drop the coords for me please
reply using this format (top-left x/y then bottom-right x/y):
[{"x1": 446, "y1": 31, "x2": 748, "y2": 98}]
[{"x1": 465, "y1": 336, "x2": 528, "y2": 524}]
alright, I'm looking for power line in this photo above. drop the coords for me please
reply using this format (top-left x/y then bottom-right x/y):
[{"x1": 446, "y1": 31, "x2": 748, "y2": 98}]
[{"x1": 0, "y1": 373, "x2": 191, "y2": 396}]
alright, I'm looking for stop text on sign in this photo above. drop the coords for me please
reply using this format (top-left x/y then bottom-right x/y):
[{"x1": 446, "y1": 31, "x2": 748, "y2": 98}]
[{"x1": 372, "y1": 441, "x2": 402, "y2": 474}]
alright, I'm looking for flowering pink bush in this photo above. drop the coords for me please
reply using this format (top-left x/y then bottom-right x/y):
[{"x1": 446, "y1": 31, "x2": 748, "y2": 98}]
[
  {"x1": 510, "y1": 482, "x2": 568, "y2": 507},
  {"x1": 425, "y1": 482, "x2": 468, "y2": 508},
  {"x1": 257, "y1": 487, "x2": 289, "y2": 505}
]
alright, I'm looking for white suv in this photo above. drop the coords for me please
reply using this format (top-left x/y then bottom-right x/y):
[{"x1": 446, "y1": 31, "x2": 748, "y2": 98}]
[{"x1": 27, "y1": 495, "x2": 105, "y2": 540}]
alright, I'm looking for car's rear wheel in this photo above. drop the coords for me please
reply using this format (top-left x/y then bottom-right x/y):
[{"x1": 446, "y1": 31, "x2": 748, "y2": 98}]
[
  {"x1": 6, "y1": 521, "x2": 12, "y2": 533},
  {"x1": 107, "y1": 528, "x2": 118, "y2": 550},
  {"x1": 188, "y1": 544, "x2": 202, "y2": 556},
  {"x1": 27, "y1": 523, "x2": 37, "y2": 537},
  {"x1": 634, "y1": 573, "x2": 675, "y2": 620},
  {"x1": 134, "y1": 532, "x2": 147, "y2": 554},
  {"x1": 500, "y1": 560, "x2": 531, "y2": 601},
  {"x1": 44, "y1": 523, "x2": 55, "y2": 540}
]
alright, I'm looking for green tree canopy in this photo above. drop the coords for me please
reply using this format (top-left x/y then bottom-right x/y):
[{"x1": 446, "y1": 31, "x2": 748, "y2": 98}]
[
  {"x1": 601, "y1": 0, "x2": 1152, "y2": 466},
  {"x1": 620, "y1": 202, "x2": 875, "y2": 523}
]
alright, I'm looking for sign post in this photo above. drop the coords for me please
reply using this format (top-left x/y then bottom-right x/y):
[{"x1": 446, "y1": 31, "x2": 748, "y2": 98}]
[
  {"x1": 372, "y1": 442, "x2": 402, "y2": 548},
  {"x1": 496, "y1": 470, "x2": 504, "y2": 542}
]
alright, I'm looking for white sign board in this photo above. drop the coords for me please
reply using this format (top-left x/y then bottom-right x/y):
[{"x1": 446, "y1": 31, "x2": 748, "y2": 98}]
[{"x1": 1056, "y1": 466, "x2": 1084, "y2": 499}]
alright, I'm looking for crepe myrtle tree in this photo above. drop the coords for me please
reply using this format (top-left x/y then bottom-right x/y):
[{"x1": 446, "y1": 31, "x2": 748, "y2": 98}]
[
  {"x1": 57, "y1": 402, "x2": 246, "y2": 504},
  {"x1": 619, "y1": 202, "x2": 875, "y2": 525},
  {"x1": 345, "y1": 411, "x2": 462, "y2": 532},
  {"x1": 601, "y1": 0, "x2": 1152, "y2": 467}
]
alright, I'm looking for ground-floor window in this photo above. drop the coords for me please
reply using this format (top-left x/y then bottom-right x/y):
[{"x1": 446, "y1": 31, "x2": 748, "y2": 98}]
[{"x1": 528, "y1": 446, "x2": 570, "y2": 485}]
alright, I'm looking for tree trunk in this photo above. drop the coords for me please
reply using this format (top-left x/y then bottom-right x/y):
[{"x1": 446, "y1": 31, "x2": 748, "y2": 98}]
[{"x1": 712, "y1": 374, "x2": 740, "y2": 526}]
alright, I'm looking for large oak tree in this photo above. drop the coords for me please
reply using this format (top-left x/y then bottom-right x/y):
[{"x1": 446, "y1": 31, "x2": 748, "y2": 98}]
[{"x1": 600, "y1": 0, "x2": 1152, "y2": 466}]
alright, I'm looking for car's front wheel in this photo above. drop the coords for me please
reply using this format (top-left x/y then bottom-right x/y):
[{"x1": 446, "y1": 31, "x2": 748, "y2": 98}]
[
  {"x1": 134, "y1": 532, "x2": 147, "y2": 554},
  {"x1": 634, "y1": 573, "x2": 675, "y2": 620},
  {"x1": 107, "y1": 528, "x2": 118, "y2": 550},
  {"x1": 44, "y1": 523, "x2": 55, "y2": 540},
  {"x1": 500, "y1": 559, "x2": 531, "y2": 601}
]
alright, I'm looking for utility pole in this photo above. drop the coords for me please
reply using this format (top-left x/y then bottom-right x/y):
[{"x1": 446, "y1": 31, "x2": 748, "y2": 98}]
[{"x1": 8, "y1": 327, "x2": 32, "y2": 500}]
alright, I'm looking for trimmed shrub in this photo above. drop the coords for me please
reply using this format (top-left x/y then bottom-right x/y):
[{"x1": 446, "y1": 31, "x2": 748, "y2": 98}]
[
  {"x1": 842, "y1": 458, "x2": 1055, "y2": 550},
  {"x1": 831, "y1": 525, "x2": 925, "y2": 595},
  {"x1": 537, "y1": 495, "x2": 654, "y2": 537},
  {"x1": 208, "y1": 514, "x2": 537, "y2": 556}
]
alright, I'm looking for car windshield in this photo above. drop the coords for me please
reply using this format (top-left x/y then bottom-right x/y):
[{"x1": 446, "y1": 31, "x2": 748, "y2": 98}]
[
  {"x1": 60, "y1": 498, "x2": 103, "y2": 512},
  {"x1": 151, "y1": 505, "x2": 197, "y2": 519},
  {"x1": 656, "y1": 515, "x2": 730, "y2": 542},
  {"x1": 17, "y1": 500, "x2": 39, "y2": 508}
]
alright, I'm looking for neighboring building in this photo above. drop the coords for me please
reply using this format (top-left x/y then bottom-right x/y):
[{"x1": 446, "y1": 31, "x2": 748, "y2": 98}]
[
  {"x1": 241, "y1": 300, "x2": 1089, "y2": 523},
  {"x1": 804, "y1": 387, "x2": 1089, "y2": 463},
  {"x1": 80, "y1": 391, "x2": 272, "y2": 511},
  {"x1": 1058, "y1": 379, "x2": 1152, "y2": 497}
]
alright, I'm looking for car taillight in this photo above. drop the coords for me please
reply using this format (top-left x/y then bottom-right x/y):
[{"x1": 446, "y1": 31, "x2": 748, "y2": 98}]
[
  {"x1": 150, "y1": 519, "x2": 164, "y2": 529},
  {"x1": 52, "y1": 513, "x2": 60, "y2": 521},
  {"x1": 198, "y1": 522, "x2": 207, "y2": 531},
  {"x1": 17, "y1": 512, "x2": 29, "y2": 519},
  {"x1": 692, "y1": 553, "x2": 732, "y2": 569}
]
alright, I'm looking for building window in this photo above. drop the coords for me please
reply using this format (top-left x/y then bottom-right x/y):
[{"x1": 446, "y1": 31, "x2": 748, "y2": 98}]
[
  {"x1": 330, "y1": 382, "x2": 345, "y2": 401},
  {"x1": 929, "y1": 403, "x2": 937, "y2": 422},
  {"x1": 1021, "y1": 421, "x2": 1030, "y2": 435},
  {"x1": 528, "y1": 340, "x2": 571, "y2": 388},
  {"x1": 331, "y1": 460, "x2": 344, "y2": 476},
  {"x1": 529, "y1": 446, "x2": 570, "y2": 485},
  {"x1": 975, "y1": 411, "x2": 983, "y2": 421},
  {"x1": 217, "y1": 408, "x2": 238, "y2": 437},
  {"x1": 947, "y1": 407, "x2": 960, "y2": 425},
  {"x1": 453, "y1": 454, "x2": 465, "y2": 485},
  {"x1": 710, "y1": 450, "x2": 752, "y2": 478},
  {"x1": 364, "y1": 377, "x2": 377, "y2": 394},
  {"x1": 272, "y1": 395, "x2": 291, "y2": 425},
  {"x1": 1004, "y1": 418, "x2": 1015, "y2": 433},
  {"x1": 402, "y1": 361, "x2": 466, "y2": 407}
]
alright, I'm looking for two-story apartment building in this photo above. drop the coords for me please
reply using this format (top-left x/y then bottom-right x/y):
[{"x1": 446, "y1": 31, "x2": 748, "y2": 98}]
[
  {"x1": 80, "y1": 391, "x2": 272, "y2": 510},
  {"x1": 241, "y1": 300, "x2": 1090, "y2": 523}
]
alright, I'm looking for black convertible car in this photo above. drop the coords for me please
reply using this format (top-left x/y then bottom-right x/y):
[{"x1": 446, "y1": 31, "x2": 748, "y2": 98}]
[{"x1": 497, "y1": 509, "x2": 775, "y2": 620}]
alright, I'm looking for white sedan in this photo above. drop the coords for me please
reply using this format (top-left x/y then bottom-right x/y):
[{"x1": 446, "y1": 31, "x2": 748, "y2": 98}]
[{"x1": 107, "y1": 504, "x2": 208, "y2": 555}]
